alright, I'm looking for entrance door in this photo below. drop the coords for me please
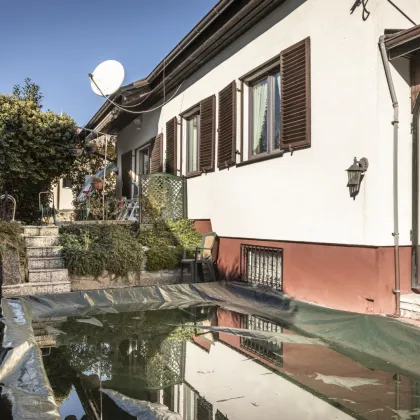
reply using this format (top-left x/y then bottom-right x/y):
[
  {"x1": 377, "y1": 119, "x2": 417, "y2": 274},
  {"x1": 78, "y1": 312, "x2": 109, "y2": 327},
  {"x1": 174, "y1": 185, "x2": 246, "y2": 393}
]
[{"x1": 121, "y1": 151, "x2": 133, "y2": 199}]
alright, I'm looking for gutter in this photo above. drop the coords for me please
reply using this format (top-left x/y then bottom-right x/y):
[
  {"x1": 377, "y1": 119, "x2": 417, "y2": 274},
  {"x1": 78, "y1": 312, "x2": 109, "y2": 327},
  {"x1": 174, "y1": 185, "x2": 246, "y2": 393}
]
[{"x1": 379, "y1": 35, "x2": 401, "y2": 317}]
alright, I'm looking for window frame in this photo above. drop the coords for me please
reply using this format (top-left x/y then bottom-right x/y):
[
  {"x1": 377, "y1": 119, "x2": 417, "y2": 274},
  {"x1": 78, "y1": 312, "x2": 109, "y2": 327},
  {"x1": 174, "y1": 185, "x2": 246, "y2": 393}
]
[
  {"x1": 238, "y1": 56, "x2": 284, "y2": 166},
  {"x1": 135, "y1": 143, "x2": 152, "y2": 176},
  {"x1": 183, "y1": 105, "x2": 201, "y2": 177},
  {"x1": 62, "y1": 177, "x2": 72, "y2": 189},
  {"x1": 248, "y1": 69, "x2": 281, "y2": 160}
]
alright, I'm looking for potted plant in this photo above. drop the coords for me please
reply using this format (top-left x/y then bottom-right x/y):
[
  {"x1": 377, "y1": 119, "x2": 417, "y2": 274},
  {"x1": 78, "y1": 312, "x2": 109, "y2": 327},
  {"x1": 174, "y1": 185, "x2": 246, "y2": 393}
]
[{"x1": 91, "y1": 176, "x2": 103, "y2": 191}]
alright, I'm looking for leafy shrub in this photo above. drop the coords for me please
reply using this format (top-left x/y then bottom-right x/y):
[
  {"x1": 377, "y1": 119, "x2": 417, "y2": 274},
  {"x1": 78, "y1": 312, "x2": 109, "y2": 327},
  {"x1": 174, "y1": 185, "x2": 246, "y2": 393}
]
[
  {"x1": 139, "y1": 219, "x2": 202, "y2": 272},
  {"x1": 60, "y1": 224, "x2": 144, "y2": 278}
]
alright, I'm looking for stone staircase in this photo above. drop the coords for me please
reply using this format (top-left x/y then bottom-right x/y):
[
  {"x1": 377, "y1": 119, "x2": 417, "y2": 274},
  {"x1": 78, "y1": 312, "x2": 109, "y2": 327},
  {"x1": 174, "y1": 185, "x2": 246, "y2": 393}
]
[
  {"x1": 2, "y1": 226, "x2": 71, "y2": 297},
  {"x1": 400, "y1": 294, "x2": 420, "y2": 321}
]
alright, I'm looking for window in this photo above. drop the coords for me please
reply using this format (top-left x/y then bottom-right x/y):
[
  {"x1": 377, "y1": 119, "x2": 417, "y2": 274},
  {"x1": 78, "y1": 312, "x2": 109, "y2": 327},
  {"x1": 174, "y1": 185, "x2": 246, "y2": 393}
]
[
  {"x1": 181, "y1": 95, "x2": 215, "y2": 176},
  {"x1": 62, "y1": 177, "x2": 72, "y2": 188},
  {"x1": 136, "y1": 145, "x2": 150, "y2": 176},
  {"x1": 250, "y1": 71, "x2": 280, "y2": 157},
  {"x1": 240, "y1": 244, "x2": 283, "y2": 290},
  {"x1": 239, "y1": 37, "x2": 311, "y2": 165},
  {"x1": 186, "y1": 112, "x2": 200, "y2": 174}
]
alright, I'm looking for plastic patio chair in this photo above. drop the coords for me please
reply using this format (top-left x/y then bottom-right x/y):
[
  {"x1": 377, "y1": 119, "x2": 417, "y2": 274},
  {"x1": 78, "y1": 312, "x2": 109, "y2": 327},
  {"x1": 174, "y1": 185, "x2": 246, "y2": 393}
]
[{"x1": 180, "y1": 232, "x2": 217, "y2": 283}]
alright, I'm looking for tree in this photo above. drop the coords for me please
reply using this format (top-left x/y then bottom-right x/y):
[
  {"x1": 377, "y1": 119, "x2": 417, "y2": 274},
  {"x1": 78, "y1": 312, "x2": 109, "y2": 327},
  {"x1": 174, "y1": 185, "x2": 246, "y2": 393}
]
[
  {"x1": 0, "y1": 80, "x2": 79, "y2": 222},
  {"x1": 12, "y1": 78, "x2": 43, "y2": 108}
]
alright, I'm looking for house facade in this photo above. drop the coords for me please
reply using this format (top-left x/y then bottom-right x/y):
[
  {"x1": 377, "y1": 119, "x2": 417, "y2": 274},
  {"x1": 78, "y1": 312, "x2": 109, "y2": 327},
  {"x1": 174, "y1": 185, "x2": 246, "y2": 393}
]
[{"x1": 83, "y1": 0, "x2": 420, "y2": 315}]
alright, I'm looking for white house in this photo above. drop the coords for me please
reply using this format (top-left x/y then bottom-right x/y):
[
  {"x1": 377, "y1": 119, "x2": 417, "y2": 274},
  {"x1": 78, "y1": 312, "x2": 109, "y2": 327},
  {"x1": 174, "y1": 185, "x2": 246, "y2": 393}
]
[{"x1": 82, "y1": 0, "x2": 420, "y2": 315}]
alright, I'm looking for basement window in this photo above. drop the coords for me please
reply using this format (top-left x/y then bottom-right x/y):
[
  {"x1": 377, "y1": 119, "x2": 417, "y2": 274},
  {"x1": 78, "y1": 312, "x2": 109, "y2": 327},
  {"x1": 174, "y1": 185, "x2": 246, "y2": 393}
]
[{"x1": 240, "y1": 244, "x2": 283, "y2": 290}]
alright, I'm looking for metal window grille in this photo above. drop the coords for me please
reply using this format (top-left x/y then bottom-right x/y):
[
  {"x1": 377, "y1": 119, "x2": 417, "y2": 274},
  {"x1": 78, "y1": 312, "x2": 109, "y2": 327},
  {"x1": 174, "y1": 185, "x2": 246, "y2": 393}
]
[
  {"x1": 240, "y1": 315, "x2": 283, "y2": 368},
  {"x1": 240, "y1": 244, "x2": 283, "y2": 290}
]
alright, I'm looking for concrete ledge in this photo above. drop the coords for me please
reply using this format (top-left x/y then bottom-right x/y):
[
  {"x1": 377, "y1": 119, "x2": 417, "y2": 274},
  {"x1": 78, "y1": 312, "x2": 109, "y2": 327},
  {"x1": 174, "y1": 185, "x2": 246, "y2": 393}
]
[
  {"x1": 70, "y1": 269, "x2": 184, "y2": 291},
  {"x1": 2, "y1": 281, "x2": 71, "y2": 297},
  {"x1": 60, "y1": 220, "x2": 136, "y2": 226}
]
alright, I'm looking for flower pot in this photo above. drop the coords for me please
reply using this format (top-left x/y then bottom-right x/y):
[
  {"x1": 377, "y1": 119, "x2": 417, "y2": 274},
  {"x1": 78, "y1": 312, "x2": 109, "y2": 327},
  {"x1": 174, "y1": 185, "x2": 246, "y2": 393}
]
[{"x1": 91, "y1": 181, "x2": 103, "y2": 191}]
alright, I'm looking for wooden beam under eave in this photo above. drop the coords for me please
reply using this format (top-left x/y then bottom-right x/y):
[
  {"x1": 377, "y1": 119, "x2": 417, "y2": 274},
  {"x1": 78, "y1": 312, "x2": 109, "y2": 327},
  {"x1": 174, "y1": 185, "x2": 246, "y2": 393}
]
[{"x1": 412, "y1": 51, "x2": 420, "y2": 109}]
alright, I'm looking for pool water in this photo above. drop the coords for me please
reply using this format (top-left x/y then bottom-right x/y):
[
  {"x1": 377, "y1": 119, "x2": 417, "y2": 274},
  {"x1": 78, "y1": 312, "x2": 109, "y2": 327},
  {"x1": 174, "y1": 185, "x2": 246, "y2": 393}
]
[{"x1": 14, "y1": 305, "x2": 420, "y2": 420}]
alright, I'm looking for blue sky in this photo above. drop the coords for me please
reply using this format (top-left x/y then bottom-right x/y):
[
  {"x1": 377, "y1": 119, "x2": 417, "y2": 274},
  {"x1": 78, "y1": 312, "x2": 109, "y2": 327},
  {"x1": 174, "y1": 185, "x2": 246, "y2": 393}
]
[{"x1": 0, "y1": 0, "x2": 218, "y2": 125}]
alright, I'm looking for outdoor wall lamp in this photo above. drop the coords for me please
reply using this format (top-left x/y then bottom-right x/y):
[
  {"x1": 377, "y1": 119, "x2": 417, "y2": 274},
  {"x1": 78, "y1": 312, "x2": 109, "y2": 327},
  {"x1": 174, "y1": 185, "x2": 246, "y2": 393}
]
[{"x1": 346, "y1": 157, "x2": 369, "y2": 199}]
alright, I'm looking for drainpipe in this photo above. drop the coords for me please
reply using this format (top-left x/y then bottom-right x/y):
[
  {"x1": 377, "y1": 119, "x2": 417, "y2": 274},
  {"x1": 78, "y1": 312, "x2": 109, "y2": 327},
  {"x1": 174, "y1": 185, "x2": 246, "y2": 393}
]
[{"x1": 379, "y1": 36, "x2": 400, "y2": 317}]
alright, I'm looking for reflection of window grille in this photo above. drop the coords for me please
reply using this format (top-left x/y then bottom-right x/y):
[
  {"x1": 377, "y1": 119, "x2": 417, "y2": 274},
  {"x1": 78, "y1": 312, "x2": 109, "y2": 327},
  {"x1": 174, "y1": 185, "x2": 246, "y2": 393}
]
[
  {"x1": 216, "y1": 410, "x2": 229, "y2": 420},
  {"x1": 240, "y1": 315, "x2": 283, "y2": 367},
  {"x1": 240, "y1": 244, "x2": 283, "y2": 290},
  {"x1": 197, "y1": 396, "x2": 213, "y2": 420}
]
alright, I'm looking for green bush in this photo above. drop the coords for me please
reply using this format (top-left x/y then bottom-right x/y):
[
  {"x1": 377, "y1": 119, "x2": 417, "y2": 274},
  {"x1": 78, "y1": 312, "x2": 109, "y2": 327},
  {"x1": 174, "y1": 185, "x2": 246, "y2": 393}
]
[
  {"x1": 139, "y1": 219, "x2": 202, "y2": 272},
  {"x1": 60, "y1": 224, "x2": 144, "y2": 278}
]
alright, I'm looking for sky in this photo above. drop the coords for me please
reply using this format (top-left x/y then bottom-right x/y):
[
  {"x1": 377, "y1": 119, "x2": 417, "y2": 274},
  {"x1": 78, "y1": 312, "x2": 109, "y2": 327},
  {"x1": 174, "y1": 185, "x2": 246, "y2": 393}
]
[{"x1": 0, "y1": 0, "x2": 218, "y2": 126}]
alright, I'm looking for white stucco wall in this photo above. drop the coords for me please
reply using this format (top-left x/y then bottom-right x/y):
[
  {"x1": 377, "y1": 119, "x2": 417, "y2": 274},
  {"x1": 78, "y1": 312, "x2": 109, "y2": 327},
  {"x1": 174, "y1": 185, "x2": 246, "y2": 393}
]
[
  {"x1": 184, "y1": 341, "x2": 352, "y2": 420},
  {"x1": 117, "y1": 0, "x2": 420, "y2": 246}
]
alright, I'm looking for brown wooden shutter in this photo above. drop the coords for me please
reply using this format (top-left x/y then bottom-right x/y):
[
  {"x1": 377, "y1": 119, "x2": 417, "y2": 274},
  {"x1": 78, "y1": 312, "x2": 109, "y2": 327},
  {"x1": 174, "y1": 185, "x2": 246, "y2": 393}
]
[
  {"x1": 411, "y1": 51, "x2": 420, "y2": 109},
  {"x1": 218, "y1": 81, "x2": 236, "y2": 169},
  {"x1": 280, "y1": 37, "x2": 311, "y2": 150},
  {"x1": 166, "y1": 117, "x2": 178, "y2": 175},
  {"x1": 150, "y1": 133, "x2": 163, "y2": 173},
  {"x1": 199, "y1": 95, "x2": 216, "y2": 172}
]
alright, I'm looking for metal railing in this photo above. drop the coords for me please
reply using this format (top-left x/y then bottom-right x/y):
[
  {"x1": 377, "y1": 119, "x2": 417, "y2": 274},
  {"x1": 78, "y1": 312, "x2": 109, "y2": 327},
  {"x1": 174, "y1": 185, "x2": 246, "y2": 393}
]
[
  {"x1": 240, "y1": 244, "x2": 283, "y2": 290},
  {"x1": 0, "y1": 192, "x2": 16, "y2": 222}
]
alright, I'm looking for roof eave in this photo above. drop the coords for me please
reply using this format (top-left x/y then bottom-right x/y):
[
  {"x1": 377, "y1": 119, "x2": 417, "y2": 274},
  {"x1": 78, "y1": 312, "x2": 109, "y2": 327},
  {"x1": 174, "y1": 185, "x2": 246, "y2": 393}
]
[{"x1": 385, "y1": 25, "x2": 420, "y2": 60}]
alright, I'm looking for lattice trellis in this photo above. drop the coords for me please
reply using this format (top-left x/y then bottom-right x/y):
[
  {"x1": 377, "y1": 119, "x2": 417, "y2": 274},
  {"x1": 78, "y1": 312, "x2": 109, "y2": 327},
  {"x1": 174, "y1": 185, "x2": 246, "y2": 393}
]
[
  {"x1": 139, "y1": 173, "x2": 186, "y2": 224},
  {"x1": 132, "y1": 339, "x2": 185, "y2": 390}
]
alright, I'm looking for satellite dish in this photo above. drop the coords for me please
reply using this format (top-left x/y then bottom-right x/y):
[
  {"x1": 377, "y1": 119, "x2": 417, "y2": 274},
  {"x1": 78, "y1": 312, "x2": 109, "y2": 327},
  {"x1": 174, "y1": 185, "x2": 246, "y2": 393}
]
[{"x1": 89, "y1": 60, "x2": 125, "y2": 96}]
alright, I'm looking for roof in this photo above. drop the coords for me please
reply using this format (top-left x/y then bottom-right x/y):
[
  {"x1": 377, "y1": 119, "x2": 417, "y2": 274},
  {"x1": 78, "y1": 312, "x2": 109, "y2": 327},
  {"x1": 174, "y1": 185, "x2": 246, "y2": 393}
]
[
  {"x1": 82, "y1": 0, "x2": 287, "y2": 136},
  {"x1": 385, "y1": 24, "x2": 420, "y2": 60}
]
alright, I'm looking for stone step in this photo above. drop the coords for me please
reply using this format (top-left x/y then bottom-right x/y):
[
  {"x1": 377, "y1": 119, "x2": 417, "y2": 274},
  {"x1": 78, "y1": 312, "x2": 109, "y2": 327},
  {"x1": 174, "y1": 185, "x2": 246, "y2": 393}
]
[
  {"x1": 23, "y1": 226, "x2": 59, "y2": 237},
  {"x1": 27, "y1": 246, "x2": 62, "y2": 258},
  {"x1": 400, "y1": 294, "x2": 420, "y2": 320},
  {"x1": 28, "y1": 268, "x2": 69, "y2": 283},
  {"x1": 2, "y1": 281, "x2": 71, "y2": 297},
  {"x1": 28, "y1": 257, "x2": 65, "y2": 270},
  {"x1": 25, "y1": 235, "x2": 59, "y2": 248}
]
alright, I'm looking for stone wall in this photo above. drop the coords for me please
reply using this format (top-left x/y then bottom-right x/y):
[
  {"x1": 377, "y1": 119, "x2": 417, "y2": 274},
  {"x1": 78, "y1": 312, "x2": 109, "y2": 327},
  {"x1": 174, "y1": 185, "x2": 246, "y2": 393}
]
[{"x1": 1, "y1": 248, "x2": 23, "y2": 286}]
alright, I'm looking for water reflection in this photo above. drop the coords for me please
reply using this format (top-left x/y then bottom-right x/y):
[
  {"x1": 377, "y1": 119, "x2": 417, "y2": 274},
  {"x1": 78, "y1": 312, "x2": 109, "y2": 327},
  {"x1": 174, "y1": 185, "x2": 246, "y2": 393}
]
[{"x1": 32, "y1": 306, "x2": 420, "y2": 419}]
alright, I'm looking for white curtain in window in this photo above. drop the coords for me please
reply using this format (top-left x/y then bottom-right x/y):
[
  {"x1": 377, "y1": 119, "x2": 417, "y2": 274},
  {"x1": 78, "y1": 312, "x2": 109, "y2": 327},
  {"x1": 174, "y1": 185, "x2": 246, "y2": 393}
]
[
  {"x1": 187, "y1": 116, "x2": 198, "y2": 172},
  {"x1": 252, "y1": 80, "x2": 268, "y2": 154},
  {"x1": 274, "y1": 72, "x2": 281, "y2": 149}
]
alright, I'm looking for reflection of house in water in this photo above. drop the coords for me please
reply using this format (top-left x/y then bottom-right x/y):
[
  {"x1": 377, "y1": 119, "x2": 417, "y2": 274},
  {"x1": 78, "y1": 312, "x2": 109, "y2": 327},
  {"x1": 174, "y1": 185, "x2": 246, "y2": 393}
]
[{"x1": 40, "y1": 308, "x2": 420, "y2": 419}]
